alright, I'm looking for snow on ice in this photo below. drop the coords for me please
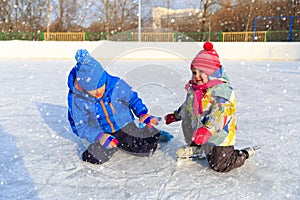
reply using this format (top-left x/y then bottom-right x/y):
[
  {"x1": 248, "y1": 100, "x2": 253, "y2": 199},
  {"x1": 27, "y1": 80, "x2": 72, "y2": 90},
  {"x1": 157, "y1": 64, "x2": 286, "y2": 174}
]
[{"x1": 0, "y1": 59, "x2": 299, "y2": 199}]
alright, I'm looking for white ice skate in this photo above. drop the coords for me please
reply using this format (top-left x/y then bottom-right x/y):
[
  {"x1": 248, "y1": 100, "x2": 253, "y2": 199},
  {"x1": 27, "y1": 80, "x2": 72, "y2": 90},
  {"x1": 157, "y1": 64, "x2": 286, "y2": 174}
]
[
  {"x1": 176, "y1": 146, "x2": 206, "y2": 160},
  {"x1": 241, "y1": 145, "x2": 261, "y2": 159}
]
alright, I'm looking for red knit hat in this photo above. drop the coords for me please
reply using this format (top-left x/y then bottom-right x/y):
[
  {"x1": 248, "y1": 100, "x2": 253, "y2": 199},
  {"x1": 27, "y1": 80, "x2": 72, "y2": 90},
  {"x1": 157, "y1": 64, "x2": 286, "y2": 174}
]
[{"x1": 190, "y1": 42, "x2": 221, "y2": 76}]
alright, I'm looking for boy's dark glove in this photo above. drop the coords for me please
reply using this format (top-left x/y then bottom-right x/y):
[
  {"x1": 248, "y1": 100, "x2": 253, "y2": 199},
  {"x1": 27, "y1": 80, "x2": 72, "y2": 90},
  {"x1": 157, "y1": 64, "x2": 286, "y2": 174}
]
[
  {"x1": 139, "y1": 114, "x2": 161, "y2": 129},
  {"x1": 96, "y1": 132, "x2": 119, "y2": 149}
]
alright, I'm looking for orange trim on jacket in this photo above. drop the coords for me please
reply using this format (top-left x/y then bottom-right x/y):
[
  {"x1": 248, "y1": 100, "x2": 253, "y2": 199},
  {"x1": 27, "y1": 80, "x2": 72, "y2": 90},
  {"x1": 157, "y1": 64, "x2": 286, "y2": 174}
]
[{"x1": 100, "y1": 100, "x2": 115, "y2": 132}]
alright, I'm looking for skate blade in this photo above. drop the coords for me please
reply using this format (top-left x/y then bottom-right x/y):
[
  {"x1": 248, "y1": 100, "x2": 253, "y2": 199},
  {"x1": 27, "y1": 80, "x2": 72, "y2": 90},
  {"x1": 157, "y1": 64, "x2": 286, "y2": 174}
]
[
  {"x1": 253, "y1": 145, "x2": 263, "y2": 151},
  {"x1": 177, "y1": 154, "x2": 206, "y2": 161}
]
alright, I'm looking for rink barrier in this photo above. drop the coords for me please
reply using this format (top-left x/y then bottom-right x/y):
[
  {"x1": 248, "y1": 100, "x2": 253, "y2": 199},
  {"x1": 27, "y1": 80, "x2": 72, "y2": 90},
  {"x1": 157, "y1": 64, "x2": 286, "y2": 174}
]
[{"x1": 0, "y1": 41, "x2": 299, "y2": 61}]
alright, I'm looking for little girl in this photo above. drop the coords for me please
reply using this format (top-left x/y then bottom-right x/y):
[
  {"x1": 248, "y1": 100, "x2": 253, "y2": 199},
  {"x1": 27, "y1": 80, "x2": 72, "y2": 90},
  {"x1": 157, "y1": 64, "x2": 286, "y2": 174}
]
[{"x1": 165, "y1": 42, "x2": 256, "y2": 172}]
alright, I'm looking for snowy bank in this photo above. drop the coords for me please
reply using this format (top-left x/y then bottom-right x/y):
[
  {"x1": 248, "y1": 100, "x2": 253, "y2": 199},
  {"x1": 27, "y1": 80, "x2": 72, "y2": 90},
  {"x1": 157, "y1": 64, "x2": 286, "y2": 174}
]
[{"x1": 0, "y1": 40, "x2": 299, "y2": 61}]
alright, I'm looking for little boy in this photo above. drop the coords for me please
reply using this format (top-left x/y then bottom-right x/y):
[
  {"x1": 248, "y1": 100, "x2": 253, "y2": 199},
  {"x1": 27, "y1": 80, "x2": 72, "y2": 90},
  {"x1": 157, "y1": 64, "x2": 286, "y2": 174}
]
[{"x1": 67, "y1": 49, "x2": 165, "y2": 164}]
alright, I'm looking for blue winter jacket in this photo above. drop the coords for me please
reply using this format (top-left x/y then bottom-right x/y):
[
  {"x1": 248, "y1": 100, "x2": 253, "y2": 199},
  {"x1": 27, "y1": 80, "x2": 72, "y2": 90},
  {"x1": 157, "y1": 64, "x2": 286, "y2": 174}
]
[{"x1": 67, "y1": 67, "x2": 148, "y2": 143}]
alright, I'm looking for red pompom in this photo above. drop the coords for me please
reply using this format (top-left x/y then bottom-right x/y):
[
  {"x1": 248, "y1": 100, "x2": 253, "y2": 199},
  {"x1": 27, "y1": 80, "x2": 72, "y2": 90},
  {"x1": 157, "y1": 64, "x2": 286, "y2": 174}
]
[{"x1": 203, "y1": 42, "x2": 213, "y2": 51}]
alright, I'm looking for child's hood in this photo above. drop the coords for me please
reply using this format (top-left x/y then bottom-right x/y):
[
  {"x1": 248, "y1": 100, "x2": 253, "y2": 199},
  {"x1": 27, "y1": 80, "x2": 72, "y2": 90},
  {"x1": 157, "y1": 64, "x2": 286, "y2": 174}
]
[
  {"x1": 208, "y1": 66, "x2": 230, "y2": 84},
  {"x1": 208, "y1": 66, "x2": 234, "y2": 102}
]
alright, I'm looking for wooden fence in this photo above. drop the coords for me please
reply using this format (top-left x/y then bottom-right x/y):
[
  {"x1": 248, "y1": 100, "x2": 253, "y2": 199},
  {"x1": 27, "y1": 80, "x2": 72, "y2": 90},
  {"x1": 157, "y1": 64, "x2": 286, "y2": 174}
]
[
  {"x1": 131, "y1": 32, "x2": 175, "y2": 42},
  {"x1": 1, "y1": 30, "x2": 298, "y2": 42},
  {"x1": 44, "y1": 32, "x2": 85, "y2": 41},
  {"x1": 222, "y1": 31, "x2": 267, "y2": 42}
]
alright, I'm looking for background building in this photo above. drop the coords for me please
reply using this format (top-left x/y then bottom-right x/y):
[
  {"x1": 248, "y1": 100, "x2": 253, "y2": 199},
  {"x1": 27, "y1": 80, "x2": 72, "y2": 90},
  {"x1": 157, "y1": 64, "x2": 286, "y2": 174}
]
[{"x1": 152, "y1": 7, "x2": 200, "y2": 30}]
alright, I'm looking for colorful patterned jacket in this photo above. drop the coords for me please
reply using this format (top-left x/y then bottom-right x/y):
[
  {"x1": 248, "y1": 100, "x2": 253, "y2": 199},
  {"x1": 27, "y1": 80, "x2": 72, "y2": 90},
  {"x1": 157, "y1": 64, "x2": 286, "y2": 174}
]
[{"x1": 176, "y1": 67, "x2": 237, "y2": 146}]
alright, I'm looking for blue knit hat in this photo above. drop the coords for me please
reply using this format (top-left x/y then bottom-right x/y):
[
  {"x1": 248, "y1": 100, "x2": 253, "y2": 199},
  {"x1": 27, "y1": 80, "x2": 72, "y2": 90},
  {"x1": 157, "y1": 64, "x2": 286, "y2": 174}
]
[{"x1": 75, "y1": 49, "x2": 106, "y2": 91}]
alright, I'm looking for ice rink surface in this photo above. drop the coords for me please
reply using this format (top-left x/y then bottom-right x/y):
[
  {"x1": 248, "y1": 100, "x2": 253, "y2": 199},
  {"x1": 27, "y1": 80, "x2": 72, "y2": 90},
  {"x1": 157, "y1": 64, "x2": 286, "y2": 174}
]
[{"x1": 0, "y1": 59, "x2": 299, "y2": 199}]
